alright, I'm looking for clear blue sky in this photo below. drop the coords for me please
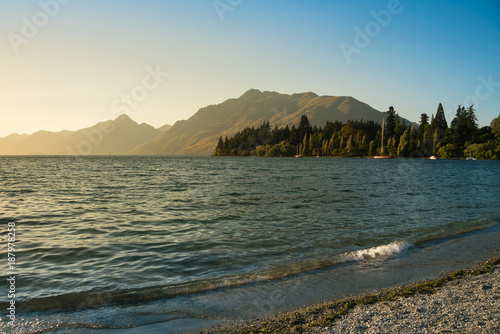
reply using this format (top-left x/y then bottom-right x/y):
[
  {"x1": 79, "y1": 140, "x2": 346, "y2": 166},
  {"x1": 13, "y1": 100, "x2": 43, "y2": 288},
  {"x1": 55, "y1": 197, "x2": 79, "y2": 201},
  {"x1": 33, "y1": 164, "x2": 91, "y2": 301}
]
[{"x1": 1, "y1": 0, "x2": 499, "y2": 137}]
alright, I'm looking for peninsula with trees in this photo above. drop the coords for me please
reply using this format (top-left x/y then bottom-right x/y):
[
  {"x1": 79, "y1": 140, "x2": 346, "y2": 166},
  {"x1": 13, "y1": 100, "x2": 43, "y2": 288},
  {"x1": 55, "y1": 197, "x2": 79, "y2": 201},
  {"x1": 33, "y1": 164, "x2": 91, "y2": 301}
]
[{"x1": 214, "y1": 105, "x2": 500, "y2": 159}]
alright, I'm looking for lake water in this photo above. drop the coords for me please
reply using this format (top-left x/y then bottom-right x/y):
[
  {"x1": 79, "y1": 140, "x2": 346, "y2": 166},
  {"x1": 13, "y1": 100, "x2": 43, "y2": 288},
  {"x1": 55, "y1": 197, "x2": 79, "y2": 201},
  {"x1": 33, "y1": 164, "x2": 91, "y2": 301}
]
[{"x1": 0, "y1": 156, "x2": 499, "y2": 333}]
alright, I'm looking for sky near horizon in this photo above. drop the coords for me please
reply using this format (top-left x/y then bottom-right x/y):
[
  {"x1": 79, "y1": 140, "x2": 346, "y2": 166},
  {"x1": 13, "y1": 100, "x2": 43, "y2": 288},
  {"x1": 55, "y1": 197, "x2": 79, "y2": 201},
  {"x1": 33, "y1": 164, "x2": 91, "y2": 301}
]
[{"x1": 1, "y1": 0, "x2": 500, "y2": 137}]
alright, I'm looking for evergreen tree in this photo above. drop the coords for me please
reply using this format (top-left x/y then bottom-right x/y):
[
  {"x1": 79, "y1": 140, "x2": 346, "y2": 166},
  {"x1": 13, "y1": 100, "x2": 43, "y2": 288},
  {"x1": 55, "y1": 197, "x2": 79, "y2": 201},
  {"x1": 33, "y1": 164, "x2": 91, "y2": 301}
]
[
  {"x1": 385, "y1": 106, "x2": 397, "y2": 139},
  {"x1": 368, "y1": 140, "x2": 376, "y2": 156},
  {"x1": 311, "y1": 134, "x2": 319, "y2": 155},
  {"x1": 321, "y1": 140, "x2": 328, "y2": 156},
  {"x1": 419, "y1": 113, "x2": 429, "y2": 140},
  {"x1": 346, "y1": 135, "x2": 354, "y2": 156},
  {"x1": 298, "y1": 115, "x2": 312, "y2": 138},
  {"x1": 466, "y1": 105, "x2": 478, "y2": 142},
  {"x1": 419, "y1": 113, "x2": 429, "y2": 128},
  {"x1": 450, "y1": 105, "x2": 467, "y2": 149},
  {"x1": 215, "y1": 137, "x2": 224, "y2": 155},
  {"x1": 309, "y1": 133, "x2": 315, "y2": 155},
  {"x1": 282, "y1": 125, "x2": 291, "y2": 143},
  {"x1": 394, "y1": 121, "x2": 408, "y2": 146},
  {"x1": 450, "y1": 105, "x2": 479, "y2": 156},
  {"x1": 301, "y1": 134, "x2": 310, "y2": 156},
  {"x1": 272, "y1": 124, "x2": 280, "y2": 143},
  {"x1": 432, "y1": 103, "x2": 448, "y2": 131},
  {"x1": 387, "y1": 137, "x2": 397, "y2": 156},
  {"x1": 409, "y1": 124, "x2": 418, "y2": 156},
  {"x1": 361, "y1": 135, "x2": 367, "y2": 152},
  {"x1": 433, "y1": 129, "x2": 444, "y2": 155},
  {"x1": 419, "y1": 124, "x2": 433, "y2": 157},
  {"x1": 397, "y1": 129, "x2": 410, "y2": 157},
  {"x1": 224, "y1": 136, "x2": 229, "y2": 155},
  {"x1": 466, "y1": 105, "x2": 478, "y2": 129}
]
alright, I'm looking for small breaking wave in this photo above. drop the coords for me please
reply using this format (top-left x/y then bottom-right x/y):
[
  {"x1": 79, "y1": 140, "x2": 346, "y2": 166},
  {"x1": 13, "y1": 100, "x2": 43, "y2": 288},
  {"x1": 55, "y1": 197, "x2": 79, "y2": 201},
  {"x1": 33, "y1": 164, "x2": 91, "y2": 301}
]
[{"x1": 342, "y1": 241, "x2": 412, "y2": 262}]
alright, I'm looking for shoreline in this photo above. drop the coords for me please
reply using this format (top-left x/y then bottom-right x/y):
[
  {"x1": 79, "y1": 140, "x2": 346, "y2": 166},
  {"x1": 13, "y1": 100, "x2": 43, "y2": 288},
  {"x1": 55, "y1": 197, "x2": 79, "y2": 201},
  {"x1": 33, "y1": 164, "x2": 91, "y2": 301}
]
[{"x1": 202, "y1": 257, "x2": 500, "y2": 334}]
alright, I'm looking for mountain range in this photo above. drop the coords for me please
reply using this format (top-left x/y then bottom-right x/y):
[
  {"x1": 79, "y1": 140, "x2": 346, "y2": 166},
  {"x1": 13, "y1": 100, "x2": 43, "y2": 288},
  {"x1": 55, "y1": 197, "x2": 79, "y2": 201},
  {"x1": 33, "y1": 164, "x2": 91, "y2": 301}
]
[
  {"x1": 0, "y1": 89, "x2": 412, "y2": 155},
  {"x1": 0, "y1": 115, "x2": 164, "y2": 155}
]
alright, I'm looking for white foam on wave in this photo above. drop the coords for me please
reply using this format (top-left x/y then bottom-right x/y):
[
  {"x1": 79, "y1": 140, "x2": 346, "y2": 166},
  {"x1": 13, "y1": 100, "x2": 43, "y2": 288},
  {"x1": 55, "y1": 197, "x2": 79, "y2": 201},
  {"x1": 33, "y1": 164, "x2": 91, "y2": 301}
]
[{"x1": 342, "y1": 241, "x2": 412, "y2": 262}]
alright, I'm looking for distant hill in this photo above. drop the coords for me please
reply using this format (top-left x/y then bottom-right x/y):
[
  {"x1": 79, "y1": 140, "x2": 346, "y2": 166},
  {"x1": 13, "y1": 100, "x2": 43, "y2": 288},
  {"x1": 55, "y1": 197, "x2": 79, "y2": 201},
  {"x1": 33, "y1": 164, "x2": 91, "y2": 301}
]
[
  {"x1": 157, "y1": 124, "x2": 172, "y2": 132},
  {"x1": 130, "y1": 89, "x2": 412, "y2": 155},
  {"x1": 0, "y1": 131, "x2": 74, "y2": 155},
  {"x1": 0, "y1": 114, "x2": 161, "y2": 155}
]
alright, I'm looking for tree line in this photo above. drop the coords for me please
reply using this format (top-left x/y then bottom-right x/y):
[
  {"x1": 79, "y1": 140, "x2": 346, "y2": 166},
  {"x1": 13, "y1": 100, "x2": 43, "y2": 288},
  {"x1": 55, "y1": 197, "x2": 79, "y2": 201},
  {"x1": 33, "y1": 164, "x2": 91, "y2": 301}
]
[{"x1": 214, "y1": 104, "x2": 500, "y2": 159}]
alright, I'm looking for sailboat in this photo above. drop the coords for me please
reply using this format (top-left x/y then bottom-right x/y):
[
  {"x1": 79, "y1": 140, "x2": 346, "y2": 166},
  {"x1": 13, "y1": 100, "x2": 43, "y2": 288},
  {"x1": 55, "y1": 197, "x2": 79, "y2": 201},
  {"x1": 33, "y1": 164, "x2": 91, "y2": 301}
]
[{"x1": 374, "y1": 118, "x2": 394, "y2": 159}]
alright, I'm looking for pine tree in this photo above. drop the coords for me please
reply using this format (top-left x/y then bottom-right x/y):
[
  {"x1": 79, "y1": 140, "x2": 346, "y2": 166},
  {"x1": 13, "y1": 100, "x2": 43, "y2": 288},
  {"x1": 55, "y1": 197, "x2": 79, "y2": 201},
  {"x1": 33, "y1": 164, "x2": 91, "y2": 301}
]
[
  {"x1": 368, "y1": 140, "x2": 376, "y2": 156},
  {"x1": 419, "y1": 113, "x2": 429, "y2": 128},
  {"x1": 394, "y1": 121, "x2": 408, "y2": 147},
  {"x1": 301, "y1": 134, "x2": 310, "y2": 156},
  {"x1": 422, "y1": 124, "x2": 433, "y2": 156},
  {"x1": 298, "y1": 115, "x2": 312, "y2": 138},
  {"x1": 433, "y1": 129, "x2": 444, "y2": 155},
  {"x1": 215, "y1": 137, "x2": 224, "y2": 155},
  {"x1": 361, "y1": 135, "x2": 367, "y2": 152},
  {"x1": 419, "y1": 113, "x2": 429, "y2": 140},
  {"x1": 409, "y1": 124, "x2": 418, "y2": 156},
  {"x1": 321, "y1": 140, "x2": 329, "y2": 156},
  {"x1": 450, "y1": 105, "x2": 479, "y2": 155},
  {"x1": 387, "y1": 137, "x2": 397, "y2": 156},
  {"x1": 432, "y1": 103, "x2": 447, "y2": 131},
  {"x1": 397, "y1": 129, "x2": 410, "y2": 157},
  {"x1": 309, "y1": 133, "x2": 315, "y2": 155},
  {"x1": 466, "y1": 105, "x2": 478, "y2": 142},
  {"x1": 282, "y1": 125, "x2": 291, "y2": 143},
  {"x1": 346, "y1": 135, "x2": 354, "y2": 156},
  {"x1": 224, "y1": 136, "x2": 229, "y2": 155},
  {"x1": 385, "y1": 106, "x2": 397, "y2": 139},
  {"x1": 451, "y1": 105, "x2": 466, "y2": 147}
]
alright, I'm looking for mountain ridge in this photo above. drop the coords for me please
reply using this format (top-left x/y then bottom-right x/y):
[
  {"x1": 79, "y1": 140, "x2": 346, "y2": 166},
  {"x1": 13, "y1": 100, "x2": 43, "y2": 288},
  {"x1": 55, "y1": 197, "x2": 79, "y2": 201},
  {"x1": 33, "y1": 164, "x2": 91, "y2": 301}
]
[{"x1": 130, "y1": 89, "x2": 412, "y2": 155}]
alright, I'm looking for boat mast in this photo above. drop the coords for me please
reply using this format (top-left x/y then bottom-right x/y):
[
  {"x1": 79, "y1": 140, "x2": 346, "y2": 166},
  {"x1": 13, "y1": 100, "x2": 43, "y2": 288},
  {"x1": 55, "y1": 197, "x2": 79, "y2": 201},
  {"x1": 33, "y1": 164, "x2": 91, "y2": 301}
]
[{"x1": 380, "y1": 118, "x2": 384, "y2": 155}]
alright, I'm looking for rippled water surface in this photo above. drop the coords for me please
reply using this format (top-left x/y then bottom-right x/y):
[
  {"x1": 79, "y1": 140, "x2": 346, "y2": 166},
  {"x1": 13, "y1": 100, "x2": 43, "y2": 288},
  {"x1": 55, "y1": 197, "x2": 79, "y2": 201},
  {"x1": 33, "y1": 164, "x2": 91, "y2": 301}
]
[{"x1": 0, "y1": 156, "x2": 499, "y2": 332}]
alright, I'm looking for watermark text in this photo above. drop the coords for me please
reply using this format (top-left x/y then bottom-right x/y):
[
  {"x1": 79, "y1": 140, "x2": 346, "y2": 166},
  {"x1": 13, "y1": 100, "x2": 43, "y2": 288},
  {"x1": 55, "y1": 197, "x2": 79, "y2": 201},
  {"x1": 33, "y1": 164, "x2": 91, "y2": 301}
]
[{"x1": 6, "y1": 222, "x2": 17, "y2": 327}]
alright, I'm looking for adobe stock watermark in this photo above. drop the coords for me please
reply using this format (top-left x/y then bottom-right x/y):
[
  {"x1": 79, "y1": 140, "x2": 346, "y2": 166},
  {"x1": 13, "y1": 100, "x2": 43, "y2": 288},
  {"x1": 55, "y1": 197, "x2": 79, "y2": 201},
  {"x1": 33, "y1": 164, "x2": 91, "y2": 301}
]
[
  {"x1": 340, "y1": 0, "x2": 409, "y2": 64},
  {"x1": 213, "y1": 0, "x2": 243, "y2": 21},
  {"x1": 6, "y1": 222, "x2": 17, "y2": 328},
  {"x1": 7, "y1": 0, "x2": 71, "y2": 54}
]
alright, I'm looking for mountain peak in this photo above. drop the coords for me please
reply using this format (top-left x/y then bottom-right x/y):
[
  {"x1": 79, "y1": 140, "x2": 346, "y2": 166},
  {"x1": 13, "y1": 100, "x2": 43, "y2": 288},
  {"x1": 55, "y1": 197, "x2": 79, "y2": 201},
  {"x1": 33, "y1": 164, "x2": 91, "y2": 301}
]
[
  {"x1": 239, "y1": 88, "x2": 263, "y2": 101},
  {"x1": 115, "y1": 114, "x2": 133, "y2": 122},
  {"x1": 290, "y1": 91, "x2": 318, "y2": 100}
]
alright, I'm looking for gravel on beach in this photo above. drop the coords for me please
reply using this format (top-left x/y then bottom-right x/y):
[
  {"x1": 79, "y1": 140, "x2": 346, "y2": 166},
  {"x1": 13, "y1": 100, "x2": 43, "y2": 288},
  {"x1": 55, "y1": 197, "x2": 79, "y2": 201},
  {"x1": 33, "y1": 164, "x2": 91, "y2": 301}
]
[
  {"x1": 209, "y1": 258, "x2": 500, "y2": 334},
  {"x1": 310, "y1": 264, "x2": 500, "y2": 333}
]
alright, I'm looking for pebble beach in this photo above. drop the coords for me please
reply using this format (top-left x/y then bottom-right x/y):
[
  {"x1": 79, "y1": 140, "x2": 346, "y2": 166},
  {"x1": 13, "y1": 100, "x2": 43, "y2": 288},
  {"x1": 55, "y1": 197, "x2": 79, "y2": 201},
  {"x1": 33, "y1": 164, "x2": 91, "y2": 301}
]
[
  {"x1": 207, "y1": 258, "x2": 500, "y2": 334},
  {"x1": 311, "y1": 262, "x2": 500, "y2": 333}
]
